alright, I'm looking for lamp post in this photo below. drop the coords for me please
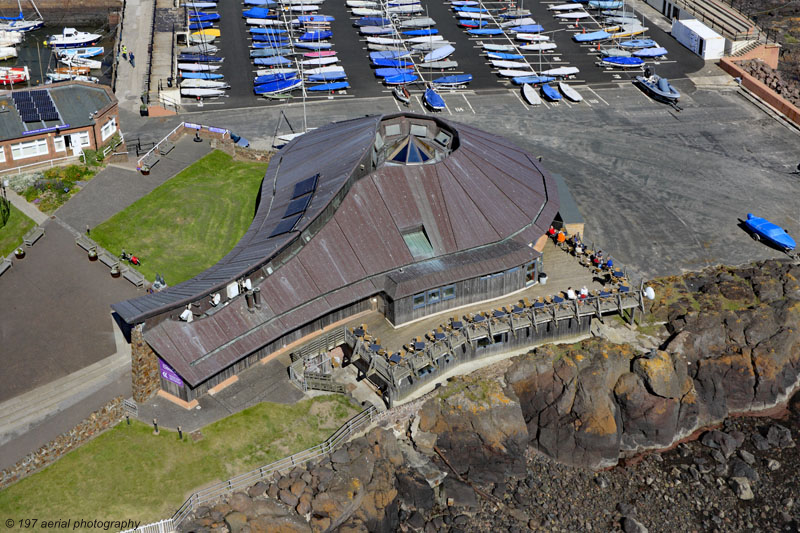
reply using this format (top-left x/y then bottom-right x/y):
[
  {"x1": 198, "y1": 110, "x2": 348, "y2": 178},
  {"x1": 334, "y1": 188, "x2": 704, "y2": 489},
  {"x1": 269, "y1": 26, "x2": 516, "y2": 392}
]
[{"x1": 2, "y1": 179, "x2": 7, "y2": 200}]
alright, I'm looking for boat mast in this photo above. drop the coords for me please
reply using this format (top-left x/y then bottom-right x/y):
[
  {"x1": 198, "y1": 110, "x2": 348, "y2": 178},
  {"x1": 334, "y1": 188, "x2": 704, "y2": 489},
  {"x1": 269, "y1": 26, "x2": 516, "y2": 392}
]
[{"x1": 29, "y1": 0, "x2": 43, "y2": 21}]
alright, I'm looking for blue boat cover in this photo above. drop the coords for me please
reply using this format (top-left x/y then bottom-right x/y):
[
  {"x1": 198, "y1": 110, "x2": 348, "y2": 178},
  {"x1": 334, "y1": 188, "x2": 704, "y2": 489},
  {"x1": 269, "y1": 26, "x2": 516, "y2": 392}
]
[
  {"x1": 370, "y1": 50, "x2": 410, "y2": 59},
  {"x1": 459, "y1": 19, "x2": 488, "y2": 27},
  {"x1": 375, "y1": 67, "x2": 413, "y2": 77},
  {"x1": 294, "y1": 42, "x2": 332, "y2": 50},
  {"x1": 252, "y1": 41, "x2": 289, "y2": 48},
  {"x1": 468, "y1": 28, "x2": 502, "y2": 35},
  {"x1": 512, "y1": 75, "x2": 555, "y2": 85},
  {"x1": 745, "y1": 214, "x2": 797, "y2": 250},
  {"x1": 372, "y1": 58, "x2": 413, "y2": 67},
  {"x1": 250, "y1": 48, "x2": 291, "y2": 57},
  {"x1": 432, "y1": 74, "x2": 472, "y2": 85},
  {"x1": 487, "y1": 52, "x2": 524, "y2": 60},
  {"x1": 254, "y1": 78, "x2": 301, "y2": 94},
  {"x1": 424, "y1": 87, "x2": 445, "y2": 109},
  {"x1": 181, "y1": 72, "x2": 224, "y2": 79},
  {"x1": 254, "y1": 72, "x2": 296, "y2": 84},
  {"x1": 356, "y1": 17, "x2": 390, "y2": 26},
  {"x1": 254, "y1": 56, "x2": 291, "y2": 65},
  {"x1": 252, "y1": 35, "x2": 289, "y2": 42},
  {"x1": 384, "y1": 73, "x2": 418, "y2": 84},
  {"x1": 249, "y1": 28, "x2": 286, "y2": 34},
  {"x1": 633, "y1": 46, "x2": 668, "y2": 57},
  {"x1": 299, "y1": 30, "x2": 333, "y2": 41},
  {"x1": 308, "y1": 81, "x2": 349, "y2": 91},
  {"x1": 242, "y1": 7, "x2": 273, "y2": 18},
  {"x1": 190, "y1": 13, "x2": 220, "y2": 21},
  {"x1": 511, "y1": 24, "x2": 543, "y2": 32},
  {"x1": 178, "y1": 53, "x2": 222, "y2": 62},
  {"x1": 308, "y1": 72, "x2": 347, "y2": 81},
  {"x1": 619, "y1": 39, "x2": 657, "y2": 48},
  {"x1": 297, "y1": 15, "x2": 334, "y2": 22},
  {"x1": 602, "y1": 56, "x2": 644, "y2": 66},
  {"x1": 573, "y1": 30, "x2": 610, "y2": 42},
  {"x1": 541, "y1": 83, "x2": 562, "y2": 100},
  {"x1": 454, "y1": 6, "x2": 488, "y2": 12},
  {"x1": 403, "y1": 29, "x2": 438, "y2": 36},
  {"x1": 189, "y1": 22, "x2": 214, "y2": 30},
  {"x1": 244, "y1": 0, "x2": 276, "y2": 5}
]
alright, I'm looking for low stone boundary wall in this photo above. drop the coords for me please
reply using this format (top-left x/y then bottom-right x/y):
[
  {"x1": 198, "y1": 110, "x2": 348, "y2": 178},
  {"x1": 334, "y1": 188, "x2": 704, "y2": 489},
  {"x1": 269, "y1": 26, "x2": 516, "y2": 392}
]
[
  {"x1": 719, "y1": 57, "x2": 800, "y2": 126},
  {"x1": 0, "y1": 397, "x2": 124, "y2": 490}
]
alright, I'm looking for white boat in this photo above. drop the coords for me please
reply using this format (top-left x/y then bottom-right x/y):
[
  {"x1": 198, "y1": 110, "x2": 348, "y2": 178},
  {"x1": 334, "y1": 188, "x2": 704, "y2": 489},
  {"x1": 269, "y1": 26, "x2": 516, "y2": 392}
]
[
  {"x1": 482, "y1": 43, "x2": 516, "y2": 52},
  {"x1": 178, "y1": 62, "x2": 221, "y2": 71},
  {"x1": 56, "y1": 46, "x2": 103, "y2": 58},
  {"x1": 282, "y1": 0, "x2": 325, "y2": 3},
  {"x1": 290, "y1": 5, "x2": 319, "y2": 11},
  {"x1": 522, "y1": 83, "x2": 541, "y2": 105},
  {"x1": 604, "y1": 16, "x2": 640, "y2": 25},
  {"x1": 181, "y1": 79, "x2": 230, "y2": 89},
  {"x1": 500, "y1": 17, "x2": 535, "y2": 27},
  {"x1": 0, "y1": 0, "x2": 43, "y2": 32},
  {"x1": 368, "y1": 43, "x2": 405, "y2": 51},
  {"x1": 304, "y1": 65, "x2": 345, "y2": 75},
  {"x1": 520, "y1": 42, "x2": 557, "y2": 51},
  {"x1": 367, "y1": 36, "x2": 402, "y2": 45},
  {"x1": 300, "y1": 56, "x2": 339, "y2": 66},
  {"x1": 46, "y1": 72, "x2": 98, "y2": 83},
  {"x1": 60, "y1": 56, "x2": 101, "y2": 69},
  {"x1": 548, "y1": 3, "x2": 583, "y2": 10},
  {"x1": 418, "y1": 60, "x2": 457, "y2": 69},
  {"x1": 607, "y1": 24, "x2": 647, "y2": 38},
  {"x1": 183, "y1": 2, "x2": 217, "y2": 7},
  {"x1": 390, "y1": 0, "x2": 421, "y2": 4},
  {"x1": 346, "y1": 0, "x2": 377, "y2": 6},
  {"x1": 498, "y1": 69, "x2": 536, "y2": 77},
  {"x1": 0, "y1": 46, "x2": 16, "y2": 59},
  {"x1": 458, "y1": 12, "x2": 491, "y2": 19},
  {"x1": 406, "y1": 35, "x2": 444, "y2": 43},
  {"x1": 423, "y1": 44, "x2": 454, "y2": 62},
  {"x1": 256, "y1": 67, "x2": 296, "y2": 76},
  {"x1": 181, "y1": 87, "x2": 226, "y2": 98},
  {"x1": 45, "y1": 27, "x2": 101, "y2": 48},
  {"x1": 352, "y1": 7, "x2": 382, "y2": 15},
  {"x1": 555, "y1": 11, "x2": 591, "y2": 19},
  {"x1": 0, "y1": 31, "x2": 23, "y2": 44},
  {"x1": 411, "y1": 41, "x2": 453, "y2": 52},
  {"x1": 188, "y1": 34, "x2": 216, "y2": 44},
  {"x1": 182, "y1": 44, "x2": 219, "y2": 54},
  {"x1": 490, "y1": 59, "x2": 530, "y2": 69},
  {"x1": 398, "y1": 17, "x2": 436, "y2": 27},
  {"x1": 516, "y1": 33, "x2": 549, "y2": 41},
  {"x1": 541, "y1": 66, "x2": 579, "y2": 77},
  {"x1": 387, "y1": 4, "x2": 423, "y2": 13},
  {"x1": 247, "y1": 18, "x2": 285, "y2": 26},
  {"x1": 558, "y1": 81, "x2": 583, "y2": 102}
]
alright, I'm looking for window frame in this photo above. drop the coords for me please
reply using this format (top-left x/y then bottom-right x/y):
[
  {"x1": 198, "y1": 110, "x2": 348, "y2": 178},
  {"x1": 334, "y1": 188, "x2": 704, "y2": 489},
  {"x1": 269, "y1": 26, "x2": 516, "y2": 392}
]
[
  {"x1": 10, "y1": 138, "x2": 48, "y2": 161},
  {"x1": 412, "y1": 292, "x2": 426, "y2": 310},
  {"x1": 427, "y1": 288, "x2": 440, "y2": 305},
  {"x1": 442, "y1": 284, "x2": 456, "y2": 301},
  {"x1": 100, "y1": 117, "x2": 117, "y2": 141}
]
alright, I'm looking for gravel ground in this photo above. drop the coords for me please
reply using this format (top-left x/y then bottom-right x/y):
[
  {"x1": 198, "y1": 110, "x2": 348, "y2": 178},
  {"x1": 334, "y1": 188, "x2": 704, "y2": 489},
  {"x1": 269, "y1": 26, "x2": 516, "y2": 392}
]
[{"x1": 401, "y1": 393, "x2": 800, "y2": 533}]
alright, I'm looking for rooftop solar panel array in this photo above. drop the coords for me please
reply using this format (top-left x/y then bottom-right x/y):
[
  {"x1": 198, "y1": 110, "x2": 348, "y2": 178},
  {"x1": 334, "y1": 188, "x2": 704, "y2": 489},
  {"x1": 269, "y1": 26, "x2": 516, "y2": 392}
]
[
  {"x1": 292, "y1": 173, "x2": 318, "y2": 199},
  {"x1": 12, "y1": 90, "x2": 59, "y2": 124}
]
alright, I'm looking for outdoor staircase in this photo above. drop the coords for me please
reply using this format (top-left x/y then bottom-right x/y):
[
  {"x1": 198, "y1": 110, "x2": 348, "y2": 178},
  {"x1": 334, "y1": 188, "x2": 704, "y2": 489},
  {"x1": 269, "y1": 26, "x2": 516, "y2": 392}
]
[{"x1": 673, "y1": 0, "x2": 757, "y2": 42}]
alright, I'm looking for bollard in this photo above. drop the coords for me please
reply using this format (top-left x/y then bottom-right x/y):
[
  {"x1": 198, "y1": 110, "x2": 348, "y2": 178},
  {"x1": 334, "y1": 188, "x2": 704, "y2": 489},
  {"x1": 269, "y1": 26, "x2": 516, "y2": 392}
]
[
  {"x1": 153, "y1": 418, "x2": 159, "y2": 435},
  {"x1": 126, "y1": 414, "x2": 130, "y2": 425},
  {"x1": 178, "y1": 426, "x2": 183, "y2": 440}
]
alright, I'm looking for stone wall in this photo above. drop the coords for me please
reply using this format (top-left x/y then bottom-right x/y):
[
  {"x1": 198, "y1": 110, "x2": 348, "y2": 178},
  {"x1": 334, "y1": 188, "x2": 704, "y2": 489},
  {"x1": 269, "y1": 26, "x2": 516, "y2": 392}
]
[
  {"x1": 720, "y1": 57, "x2": 800, "y2": 127},
  {"x1": 0, "y1": 397, "x2": 123, "y2": 490},
  {"x1": 0, "y1": 0, "x2": 122, "y2": 24},
  {"x1": 131, "y1": 324, "x2": 160, "y2": 403}
]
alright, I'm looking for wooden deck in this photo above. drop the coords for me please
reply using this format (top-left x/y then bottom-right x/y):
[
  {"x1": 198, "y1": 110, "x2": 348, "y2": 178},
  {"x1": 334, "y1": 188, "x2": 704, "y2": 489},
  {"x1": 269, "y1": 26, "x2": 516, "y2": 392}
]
[{"x1": 347, "y1": 240, "x2": 612, "y2": 351}]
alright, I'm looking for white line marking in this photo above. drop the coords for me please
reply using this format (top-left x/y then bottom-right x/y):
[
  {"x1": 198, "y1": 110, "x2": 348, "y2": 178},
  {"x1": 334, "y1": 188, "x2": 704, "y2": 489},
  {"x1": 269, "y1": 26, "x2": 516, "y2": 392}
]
[
  {"x1": 462, "y1": 93, "x2": 475, "y2": 113},
  {"x1": 586, "y1": 86, "x2": 608, "y2": 106}
]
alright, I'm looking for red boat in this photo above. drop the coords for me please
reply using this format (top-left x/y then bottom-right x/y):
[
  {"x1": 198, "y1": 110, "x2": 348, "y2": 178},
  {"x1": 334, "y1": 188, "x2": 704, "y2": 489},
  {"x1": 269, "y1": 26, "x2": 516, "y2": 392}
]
[{"x1": 0, "y1": 66, "x2": 29, "y2": 85}]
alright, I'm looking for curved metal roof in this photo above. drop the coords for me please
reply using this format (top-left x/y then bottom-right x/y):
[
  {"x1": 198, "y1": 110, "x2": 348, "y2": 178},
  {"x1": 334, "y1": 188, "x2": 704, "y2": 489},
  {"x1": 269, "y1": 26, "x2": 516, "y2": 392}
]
[{"x1": 114, "y1": 113, "x2": 559, "y2": 386}]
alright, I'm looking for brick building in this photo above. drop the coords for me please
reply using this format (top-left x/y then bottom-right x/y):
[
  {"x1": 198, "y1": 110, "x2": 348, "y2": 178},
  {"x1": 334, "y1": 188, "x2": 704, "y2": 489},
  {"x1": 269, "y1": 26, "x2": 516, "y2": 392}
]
[{"x1": 0, "y1": 81, "x2": 121, "y2": 172}]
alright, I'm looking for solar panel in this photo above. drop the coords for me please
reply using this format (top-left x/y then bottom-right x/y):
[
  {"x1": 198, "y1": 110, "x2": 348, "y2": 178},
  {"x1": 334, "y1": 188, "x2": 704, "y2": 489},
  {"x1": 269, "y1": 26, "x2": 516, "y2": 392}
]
[
  {"x1": 283, "y1": 194, "x2": 312, "y2": 218},
  {"x1": 268, "y1": 213, "x2": 302, "y2": 238},
  {"x1": 292, "y1": 173, "x2": 318, "y2": 199}
]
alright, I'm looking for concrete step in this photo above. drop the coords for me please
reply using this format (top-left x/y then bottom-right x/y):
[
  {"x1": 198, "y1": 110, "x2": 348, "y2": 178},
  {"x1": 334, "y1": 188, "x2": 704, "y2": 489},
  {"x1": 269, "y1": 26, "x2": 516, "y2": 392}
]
[{"x1": 677, "y1": 0, "x2": 755, "y2": 38}]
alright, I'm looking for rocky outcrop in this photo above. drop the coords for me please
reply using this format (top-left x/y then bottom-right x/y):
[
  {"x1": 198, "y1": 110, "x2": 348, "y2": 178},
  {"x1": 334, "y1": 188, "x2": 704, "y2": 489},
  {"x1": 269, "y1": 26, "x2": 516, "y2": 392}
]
[
  {"x1": 508, "y1": 259, "x2": 800, "y2": 469},
  {"x1": 738, "y1": 58, "x2": 800, "y2": 108}
]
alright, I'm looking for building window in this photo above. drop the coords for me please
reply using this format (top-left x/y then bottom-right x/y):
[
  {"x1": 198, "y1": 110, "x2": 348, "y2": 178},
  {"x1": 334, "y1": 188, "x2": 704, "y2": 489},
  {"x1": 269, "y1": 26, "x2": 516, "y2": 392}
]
[
  {"x1": 412, "y1": 293, "x2": 426, "y2": 310},
  {"x1": 0, "y1": 145, "x2": 5, "y2": 163},
  {"x1": 492, "y1": 272, "x2": 503, "y2": 279},
  {"x1": 402, "y1": 226, "x2": 434, "y2": 259},
  {"x1": 427, "y1": 288, "x2": 440, "y2": 305},
  {"x1": 10, "y1": 138, "x2": 48, "y2": 160},
  {"x1": 54, "y1": 136, "x2": 66, "y2": 152},
  {"x1": 442, "y1": 285, "x2": 456, "y2": 301},
  {"x1": 480, "y1": 275, "x2": 491, "y2": 282},
  {"x1": 75, "y1": 131, "x2": 90, "y2": 148},
  {"x1": 507, "y1": 266, "x2": 520, "y2": 275},
  {"x1": 100, "y1": 117, "x2": 117, "y2": 141}
]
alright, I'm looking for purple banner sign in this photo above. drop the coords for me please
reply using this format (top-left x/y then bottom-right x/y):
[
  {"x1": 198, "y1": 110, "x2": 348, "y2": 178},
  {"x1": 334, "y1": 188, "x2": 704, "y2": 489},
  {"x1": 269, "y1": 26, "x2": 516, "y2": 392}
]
[
  {"x1": 208, "y1": 126, "x2": 227, "y2": 134},
  {"x1": 184, "y1": 122, "x2": 202, "y2": 130},
  {"x1": 158, "y1": 359, "x2": 184, "y2": 387},
  {"x1": 22, "y1": 124, "x2": 71, "y2": 136}
]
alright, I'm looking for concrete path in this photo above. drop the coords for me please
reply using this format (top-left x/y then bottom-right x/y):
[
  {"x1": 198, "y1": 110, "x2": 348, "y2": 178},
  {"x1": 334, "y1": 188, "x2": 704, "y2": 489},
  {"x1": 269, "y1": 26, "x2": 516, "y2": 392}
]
[
  {"x1": 4, "y1": 188, "x2": 48, "y2": 225},
  {"x1": 56, "y1": 136, "x2": 213, "y2": 230},
  {"x1": 114, "y1": 0, "x2": 154, "y2": 113}
]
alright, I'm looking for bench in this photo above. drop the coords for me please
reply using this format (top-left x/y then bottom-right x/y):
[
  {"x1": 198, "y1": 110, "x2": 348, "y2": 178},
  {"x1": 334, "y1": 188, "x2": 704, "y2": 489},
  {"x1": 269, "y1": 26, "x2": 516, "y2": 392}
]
[
  {"x1": 99, "y1": 250, "x2": 119, "y2": 269},
  {"x1": 75, "y1": 234, "x2": 97, "y2": 253},
  {"x1": 0, "y1": 257, "x2": 11, "y2": 276},
  {"x1": 140, "y1": 152, "x2": 160, "y2": 170},
  {"x1": 122, "y1": 266, "x2": 146, "y2": 287},
  {"x1": 158, "y1": 139, "x2": 175, "y2": 156},
  {"x1": 23, "y1": 226, "x2": 45, "y2": 247}
]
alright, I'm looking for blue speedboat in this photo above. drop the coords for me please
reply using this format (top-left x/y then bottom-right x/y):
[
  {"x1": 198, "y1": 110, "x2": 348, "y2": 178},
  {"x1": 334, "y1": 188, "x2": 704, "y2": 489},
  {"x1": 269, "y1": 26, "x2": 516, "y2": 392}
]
[
  {"x1": 254, "y1": 56, "x2": 292, "y2": 66},
  {"x1": 384, "y1": 72, "x2": 418, "y2": 85},
  {"x1": 512, "y1": 75, "x2": 555, "y2": 85},
  {"x1": 618, "y1": 38, "x2": 657, "y2": 48},
  {"x1": 540, "y1": 83, "x2": 562, "y2": 101},
  {"x1": 181, "y1": 72, "x2": 224, "y2": 79},
  {"x1": 468, "y1": 28, "x2": 503, "y2": 35},
  {"x1": 432, "y1": 74, "x2": 472, "y2": 86},
  {"x1": 601, "y1": 56, "x2": 644, "y2": 67},
  {"x1": 254, "y1": 72, "x2": 296, "y2": 84},
  {"x1": 308, "y1": 72, "x2": 347, "y2": 82},
  {"x1": 370, "y1": 50, "x2": 410, "y2": 60},
  {"x1": 573, "y1": 30, "x2": 610, "y2": 42},
  {"x1": 308, "y1": 81, "x2": 349, "y2": 91},
  {"x1": 373, "y1": 58, "x2": 413, "y2": 67},
  {"x1": 633, "y1": 46, "x2": 668, "y2": 58},
  {"x1": 634, "y1": 74, "x2": 680, "y2": 103},
  {"x1": 424, "y1": 86, "x2": 446, "y2": 110},
  {"x1": 487, "y1": 52, "x2": 524, "y2": 60},
  {"x1": 299, "y1": 30, "x2": 332, "y2": 41},
  {"x1": 375, "y1": 67, "x2": 413, "y2": 77},
  {"x1": 743, "y1": 213, "x2": 796, "y2": 251},
  {"x1": 403, "y1": 28, "x2": 438, "y2": 36}
]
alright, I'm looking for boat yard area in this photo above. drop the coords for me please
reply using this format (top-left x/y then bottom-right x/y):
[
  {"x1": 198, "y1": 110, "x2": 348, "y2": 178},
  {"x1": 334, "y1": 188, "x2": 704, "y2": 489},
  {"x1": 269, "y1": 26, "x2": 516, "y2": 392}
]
[{"x1": 171, "y1": 0, "x2": 705, "y2": 111}]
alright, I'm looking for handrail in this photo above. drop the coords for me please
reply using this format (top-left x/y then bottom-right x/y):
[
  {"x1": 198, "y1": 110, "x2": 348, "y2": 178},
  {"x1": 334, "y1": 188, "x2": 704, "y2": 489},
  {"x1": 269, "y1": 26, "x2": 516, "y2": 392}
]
[
  {"x1": 136, "y1": 122, "x2": 230, "y2": 169},
  {"x1": 0, "y1": 153, "x2": 83, "y2": 176}
]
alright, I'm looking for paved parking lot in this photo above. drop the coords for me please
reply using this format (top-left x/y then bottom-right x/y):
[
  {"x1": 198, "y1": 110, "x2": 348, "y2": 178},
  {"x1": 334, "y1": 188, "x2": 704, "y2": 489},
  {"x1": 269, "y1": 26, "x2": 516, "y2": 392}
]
[{"x1": 181, "y1": 0, "x2": 706, "y2": 111}]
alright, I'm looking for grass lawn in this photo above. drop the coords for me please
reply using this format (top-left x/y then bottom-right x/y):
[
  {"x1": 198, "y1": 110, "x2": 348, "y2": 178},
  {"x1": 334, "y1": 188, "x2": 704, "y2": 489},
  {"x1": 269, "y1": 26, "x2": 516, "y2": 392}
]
[
  {"x1": 91, "y1": 150, "x2": 269, "y2": 285},
  {"x1": 0, "y1": 202, "x2": 35, "y2": 257},
  {"x1": 0, "y1": 395, "x2": 360, "y2": 528}
]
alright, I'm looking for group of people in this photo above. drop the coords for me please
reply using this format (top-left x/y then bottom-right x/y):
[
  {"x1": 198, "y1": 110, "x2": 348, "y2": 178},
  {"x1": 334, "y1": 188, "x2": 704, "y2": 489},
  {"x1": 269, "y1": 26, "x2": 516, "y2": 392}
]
[
  {"x1": 547, "y1": 225, "x2": 615, "y2": 272},
  {"x1": 565, "y1": 286, "x2": 589, "y2": 301},
  {"x1": 120, "y1": 44, "x2": 135, "y2": 68}
]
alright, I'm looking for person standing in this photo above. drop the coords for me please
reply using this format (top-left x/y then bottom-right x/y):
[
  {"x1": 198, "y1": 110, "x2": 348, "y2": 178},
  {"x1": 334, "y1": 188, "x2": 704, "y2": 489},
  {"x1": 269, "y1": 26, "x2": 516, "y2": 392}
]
[
  {"x1": 129, "y1": 52, "x2": 135, "y2": 68},
  {"x1": 121, "y1": 44, "x2": 128, "y2": 60}
]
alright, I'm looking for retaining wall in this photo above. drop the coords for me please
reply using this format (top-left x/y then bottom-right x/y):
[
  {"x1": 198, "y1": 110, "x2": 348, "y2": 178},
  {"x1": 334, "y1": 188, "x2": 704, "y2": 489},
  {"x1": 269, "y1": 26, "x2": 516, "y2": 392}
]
[{"x1": 719, "y1": 57, "x2": 800, "y2": 126}]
